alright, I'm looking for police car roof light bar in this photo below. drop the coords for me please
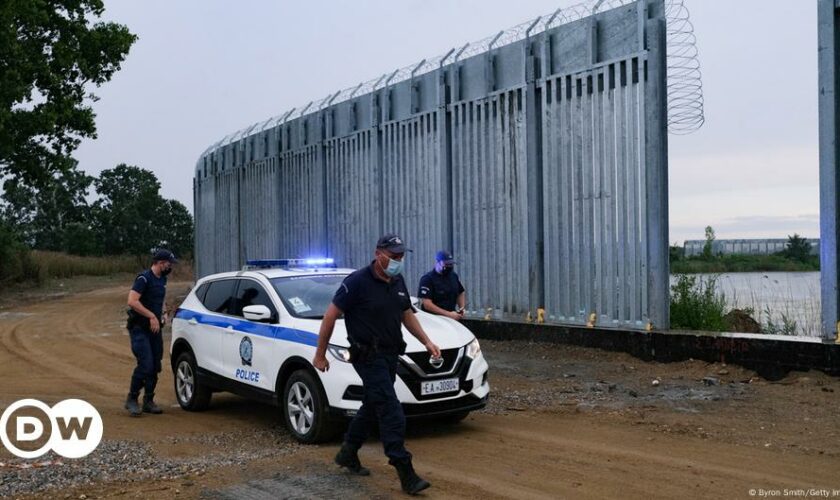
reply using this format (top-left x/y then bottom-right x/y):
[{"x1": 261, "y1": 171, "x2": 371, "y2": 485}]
[{"x1": 243, "y1": 258, "x2": 336, "y2": 270}]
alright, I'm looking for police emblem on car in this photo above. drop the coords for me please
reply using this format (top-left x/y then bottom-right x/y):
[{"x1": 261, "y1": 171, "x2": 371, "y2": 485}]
[{"x1": 239, "y1": 336, "x2": 253, "y2": 366}]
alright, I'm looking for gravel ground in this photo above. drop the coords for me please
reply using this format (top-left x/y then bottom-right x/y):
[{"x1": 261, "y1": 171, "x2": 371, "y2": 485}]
[
  {"x1": 478, "y1": 339, "x2": 754, "y2": 416},
  {"x1": 0, "y1": 427, "x2": 302, "y2": 498}
]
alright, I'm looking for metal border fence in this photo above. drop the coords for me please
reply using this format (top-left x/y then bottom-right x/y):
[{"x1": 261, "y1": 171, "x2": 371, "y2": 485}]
[{"x1": 194, "y1": 0, "x2": 674, "y2": 329}]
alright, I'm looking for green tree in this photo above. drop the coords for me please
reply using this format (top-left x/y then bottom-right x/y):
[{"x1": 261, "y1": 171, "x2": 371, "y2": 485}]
[
  {"x1": 92, "y1": 164, "x2": 193, "y2": 256},
  {"x1": 669, "y1": 243, "x2": 684, "y2": 263},
  {"x1": 0, "y1": 220, "x2": 30, "y2": 283},
  {"x1": 781, "y1": 233, "x2": 812, "y2": 263},
  {"x1": 0, "y1": 1, "x2": 137, "y2": 187},
  {"x1": 156, "y1": 199, "x2": 194, "y2": 258},
  {"x1": 1, "y1": 159, "x2": 93, "y2": 250},
  {"x1": 702, "y1": 225, "x2": 716, "y2": 260}
]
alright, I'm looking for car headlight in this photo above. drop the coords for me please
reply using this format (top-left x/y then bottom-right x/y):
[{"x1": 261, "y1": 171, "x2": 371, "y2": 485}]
[
  {"x1": 328, "y1": 344, "x2": 351, "y2": 362},
  {"x1": 466, "y1": 338, "x2": 481, "y2": 359}
]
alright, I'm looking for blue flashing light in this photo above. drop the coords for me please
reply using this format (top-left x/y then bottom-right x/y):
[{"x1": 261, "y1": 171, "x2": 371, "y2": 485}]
[
  {"x1": 243, "y1": 258, "x2": 337, "y2": 270},
  {"x1": 305, "y1": 258, "x2": 334, "y2": 266}
]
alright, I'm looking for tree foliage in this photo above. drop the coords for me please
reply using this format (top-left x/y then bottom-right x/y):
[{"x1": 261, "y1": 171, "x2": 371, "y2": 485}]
[
  {"x1": 1, "y1": 159, "x2": 93, "y2": 250},
  {"x1": 702, "y1": 225, "x2": 716, "y2": 260},
  {"x1": 1, "y1": 164, "x2": 193, "y2": 258},
  {"x1": 0, "y1": 0, "x2": 137, "y2": 186},
  {"x1": 780, "y1": 233, "x2": 813, "y2": 263},
  {"x1": 92, "y1": 164, "x2": 193, "y2": 257}
]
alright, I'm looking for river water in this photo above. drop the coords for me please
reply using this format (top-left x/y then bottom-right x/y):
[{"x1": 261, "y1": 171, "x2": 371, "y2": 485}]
[{"x1": 670, "y1": 272, "x2": 821, "y2": 337}]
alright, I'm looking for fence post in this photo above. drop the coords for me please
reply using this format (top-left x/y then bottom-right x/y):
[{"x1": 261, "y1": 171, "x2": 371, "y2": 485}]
[
  {"x1": 645, "y1": 12, "x2": 669, "y2": 329},
  {"x1": 819, "y1": 0, "x2": 840, "y2": 340}
]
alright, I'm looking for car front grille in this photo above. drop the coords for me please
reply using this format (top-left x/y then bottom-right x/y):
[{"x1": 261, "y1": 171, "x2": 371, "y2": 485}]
[
  {"x1": 397, "y1": 348, "x2": 474, "y2": 401},
  {"x1": 402, "y1": 346, "x2": 461, "y2": 377}
]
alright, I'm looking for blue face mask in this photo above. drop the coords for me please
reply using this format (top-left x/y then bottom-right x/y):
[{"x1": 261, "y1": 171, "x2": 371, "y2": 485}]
[{"x1": 385, "y1": 257, "x2": 404, "y2": 277}]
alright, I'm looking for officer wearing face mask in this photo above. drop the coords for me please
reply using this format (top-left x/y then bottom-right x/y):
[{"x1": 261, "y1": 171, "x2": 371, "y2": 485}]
[
  {"x1": 124, "y1": 248, "x2": 177, "y2": 417},
  {"x1": 312, "y1": 234, "x2": 441, "y2": 495},
  {"x1": 418, "y1": 250, "x2": 466, "y2": 321}
]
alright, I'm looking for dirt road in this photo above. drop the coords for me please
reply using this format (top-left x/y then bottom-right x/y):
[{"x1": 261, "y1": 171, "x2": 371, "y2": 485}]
[{"x1": 1, "y1": 280, "x2": 838, "y2": 499}]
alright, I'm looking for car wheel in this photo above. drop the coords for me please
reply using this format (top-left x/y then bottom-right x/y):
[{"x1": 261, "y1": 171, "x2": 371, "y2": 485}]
[
  {"x1": 174, "y1": 351, "x2": 212, "y2": 411},
  {"x1": 282, "y1": 369, "x2": 335, "y2": 443}
]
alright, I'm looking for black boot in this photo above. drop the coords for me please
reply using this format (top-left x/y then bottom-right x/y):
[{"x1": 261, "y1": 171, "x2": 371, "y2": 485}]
[
  {"x1": 142, "y1": 393, "x2": 163, "y2": 414},
  {"x1": 335, "y1": 443, "x2": 370, "y2": 476},
  {"x1": 390, "y1": 457, "x2": 430, "y2": 495},
  {"x1": 124, "y1": 393, "x2": 141, "y2": 417}
]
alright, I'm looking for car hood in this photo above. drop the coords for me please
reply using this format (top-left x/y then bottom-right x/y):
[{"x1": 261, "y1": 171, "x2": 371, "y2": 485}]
[{"x1": 293, "y1": 310, "x2": 475, "y2": 352}]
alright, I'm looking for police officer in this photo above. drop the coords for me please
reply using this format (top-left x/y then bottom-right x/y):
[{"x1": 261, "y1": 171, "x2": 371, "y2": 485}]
[
  {"x1": 313, "y1": 234, "x2": 441, "y2": 495},
  {"x1": 124, "y1": 249, "x2": 177, "y2": 417},
  {"x1": 417, "y1": 250, "x2": 466, "y2": 320}
]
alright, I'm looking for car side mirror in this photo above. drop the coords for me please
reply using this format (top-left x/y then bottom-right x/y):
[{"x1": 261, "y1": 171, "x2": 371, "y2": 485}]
[{"x1": 243, "y1": 304, "x2": 272, "y2": 322}]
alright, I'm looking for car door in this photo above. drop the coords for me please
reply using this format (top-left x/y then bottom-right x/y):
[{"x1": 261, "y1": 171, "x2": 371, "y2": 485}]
[
  {"x1": 192, "y1": 278, "x2": 239, "y2": 377},
  {"x1": 222, "y1": 278, "x2": 279, "y2": 392}
]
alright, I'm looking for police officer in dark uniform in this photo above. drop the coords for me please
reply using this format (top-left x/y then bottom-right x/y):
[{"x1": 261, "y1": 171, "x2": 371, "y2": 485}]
[
  {"x1": 313, "y1": 234, "x2": 441, "y2": 495},
  {"x1": 124, "y1": 249, "x2": 177, "y2": 417},
  {"x1": 418, "y1": 250, "x2": 466, "y2": 320}
]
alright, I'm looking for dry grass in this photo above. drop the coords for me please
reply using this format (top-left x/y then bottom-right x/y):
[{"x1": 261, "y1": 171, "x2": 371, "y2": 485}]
[{"x1": 28, "y1": 251, "x2": 194, "y2": 282}]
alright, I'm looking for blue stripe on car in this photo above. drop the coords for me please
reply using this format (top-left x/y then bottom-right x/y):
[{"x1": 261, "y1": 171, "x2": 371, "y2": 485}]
[{"x1": 175, "y1": 309, "x2": 318, "y2": 347}]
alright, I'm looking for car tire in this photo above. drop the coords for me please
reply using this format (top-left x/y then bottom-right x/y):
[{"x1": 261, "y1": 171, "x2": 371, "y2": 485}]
[
  {"x1": 173, "y1": 351, "x2": 212, "y2": 411},
  {"x1": 282, "y1": 369, "x2": 335, "y2": 444}
]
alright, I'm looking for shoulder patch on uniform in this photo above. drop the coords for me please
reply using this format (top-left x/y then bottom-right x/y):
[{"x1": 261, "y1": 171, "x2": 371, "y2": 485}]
[{"x1": 136, "y1": 275, "x2": 147, "y2": 282}]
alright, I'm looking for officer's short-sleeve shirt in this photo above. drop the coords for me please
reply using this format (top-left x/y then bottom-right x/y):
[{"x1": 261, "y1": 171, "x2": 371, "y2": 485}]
[
  {"x1": 332, "y1": 262, "x2": 412, "y2": 354},
  {"x1": 417, "y1": 270, "x2": 465, "y2": 312},
  {"x1": 131, "y1": 269, "x2": 167, "y2": 322}
]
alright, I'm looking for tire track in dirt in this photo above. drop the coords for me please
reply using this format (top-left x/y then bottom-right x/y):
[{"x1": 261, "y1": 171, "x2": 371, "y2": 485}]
[
  {"x1": 67, "y1": 298, "x2": 135, "y2": 363},
  {"x1": 0, "y1": 298, "x2": 125, "y2": 397},
  {"x1": 401, "y1": 416, "x2": 837, "y2": 499}
]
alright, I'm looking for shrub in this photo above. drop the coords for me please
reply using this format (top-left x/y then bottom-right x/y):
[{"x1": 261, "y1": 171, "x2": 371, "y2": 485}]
[
  {"x1": 0, "y1": 223, "x2": 30, "y2": 284},
  {"x1": 670, "y1": 274, "x2": 728, "y2": 331}
]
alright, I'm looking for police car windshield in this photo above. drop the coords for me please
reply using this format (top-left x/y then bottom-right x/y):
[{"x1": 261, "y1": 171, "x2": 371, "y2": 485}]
[{"x1": 270, "y1": 274, "x2": 347, "y2": 319}]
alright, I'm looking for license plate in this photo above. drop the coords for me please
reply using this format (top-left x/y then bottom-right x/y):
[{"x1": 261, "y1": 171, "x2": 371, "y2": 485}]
[{"x1": 420, "y1": 378, "x2": 459, "y2": 396}]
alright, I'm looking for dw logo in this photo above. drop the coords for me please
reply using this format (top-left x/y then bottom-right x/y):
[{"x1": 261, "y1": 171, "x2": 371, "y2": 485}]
[{"x1": 0, "y1": 399, "x2": 103, "y2": 459}]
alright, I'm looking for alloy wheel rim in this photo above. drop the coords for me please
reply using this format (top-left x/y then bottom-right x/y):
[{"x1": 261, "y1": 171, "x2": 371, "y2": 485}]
[
  {"x1": 176, "y1": 361, "x2": 194, "y2": 403},
  {"x1": 287, "y1": 381, "x2": 314, "y2": 434}
]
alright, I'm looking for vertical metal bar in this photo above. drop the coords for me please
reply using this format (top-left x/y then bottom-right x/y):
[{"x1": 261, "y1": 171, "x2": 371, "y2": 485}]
[
  {"x1": 540, "y1": 79, "x2": 553, "y2": 319},
  {"x1": 493, "y1": 95, "x2": 504, "y2": 311},
  {"x1": 562, "y1": 77, "x2": 573, "y2": 320},
  {"x1": 819, "y1": 0, "x2": 840, "y2": 339},
  {"x1": 593, "y1": 70, "x2": 603, "y2": 323},
  {"x1": 627, "y1": 58, "x2": 640, "y2": 325},
  {"x1": 470, "y1": 101, "x2": 481, "y2": 310},
  {"x1": 604, "y1": 67, "x2": 616, "y2": 324},
  {"x1": 615, "y1": 64, "x2": 627, "y2": 324}
]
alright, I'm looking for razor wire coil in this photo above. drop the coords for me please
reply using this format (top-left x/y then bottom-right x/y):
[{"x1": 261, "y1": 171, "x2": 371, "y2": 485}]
[{"x1": 209, "y1": 0, "x2": 704, "y2": 154}]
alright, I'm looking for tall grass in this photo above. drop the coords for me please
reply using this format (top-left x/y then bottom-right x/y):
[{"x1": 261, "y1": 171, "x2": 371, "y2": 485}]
[
  {"x1": 4, "y1": 251, "x2": 194, "y2": 286},
  {"x1": 723, "y1": 274, "x2": 820, "y2": 336},
  {"x1": 670, "y1": 274, "x2": 728, "y2": 331},
  {"x1": 30, "y1": 251, "x2": 145, "y2": 280}
]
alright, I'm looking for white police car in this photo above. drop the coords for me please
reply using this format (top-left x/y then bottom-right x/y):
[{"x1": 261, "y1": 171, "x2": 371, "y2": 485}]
[{"x1": 171, "y1": 259, "x2": 489, "y2": 443}]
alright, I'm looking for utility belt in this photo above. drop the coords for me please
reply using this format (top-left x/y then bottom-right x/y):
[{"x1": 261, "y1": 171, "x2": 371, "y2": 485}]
[
  {"x1": 126, "y1": 309, "x2": 159, "y2": 331},
  {"x1": 348, "y1": 337, "x2": 407, "y2": 363}
]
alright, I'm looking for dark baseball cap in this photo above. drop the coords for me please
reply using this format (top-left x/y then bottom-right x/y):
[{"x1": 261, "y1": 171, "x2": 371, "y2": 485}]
[
  {"x1": 153, "y1": 249, "x2": 178, "y2": 263},
  {"x1": 376, "y1": 234, "x2": 411, "y2": 254},
  {"x1": 435, "y1": 250, "x2": 455, "y2": 264}
]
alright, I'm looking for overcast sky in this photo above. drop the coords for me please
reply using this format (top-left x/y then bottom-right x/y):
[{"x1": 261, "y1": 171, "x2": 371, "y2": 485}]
[{"x1": 74, "y1": 0, "x2": 819, "y2": 245}]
